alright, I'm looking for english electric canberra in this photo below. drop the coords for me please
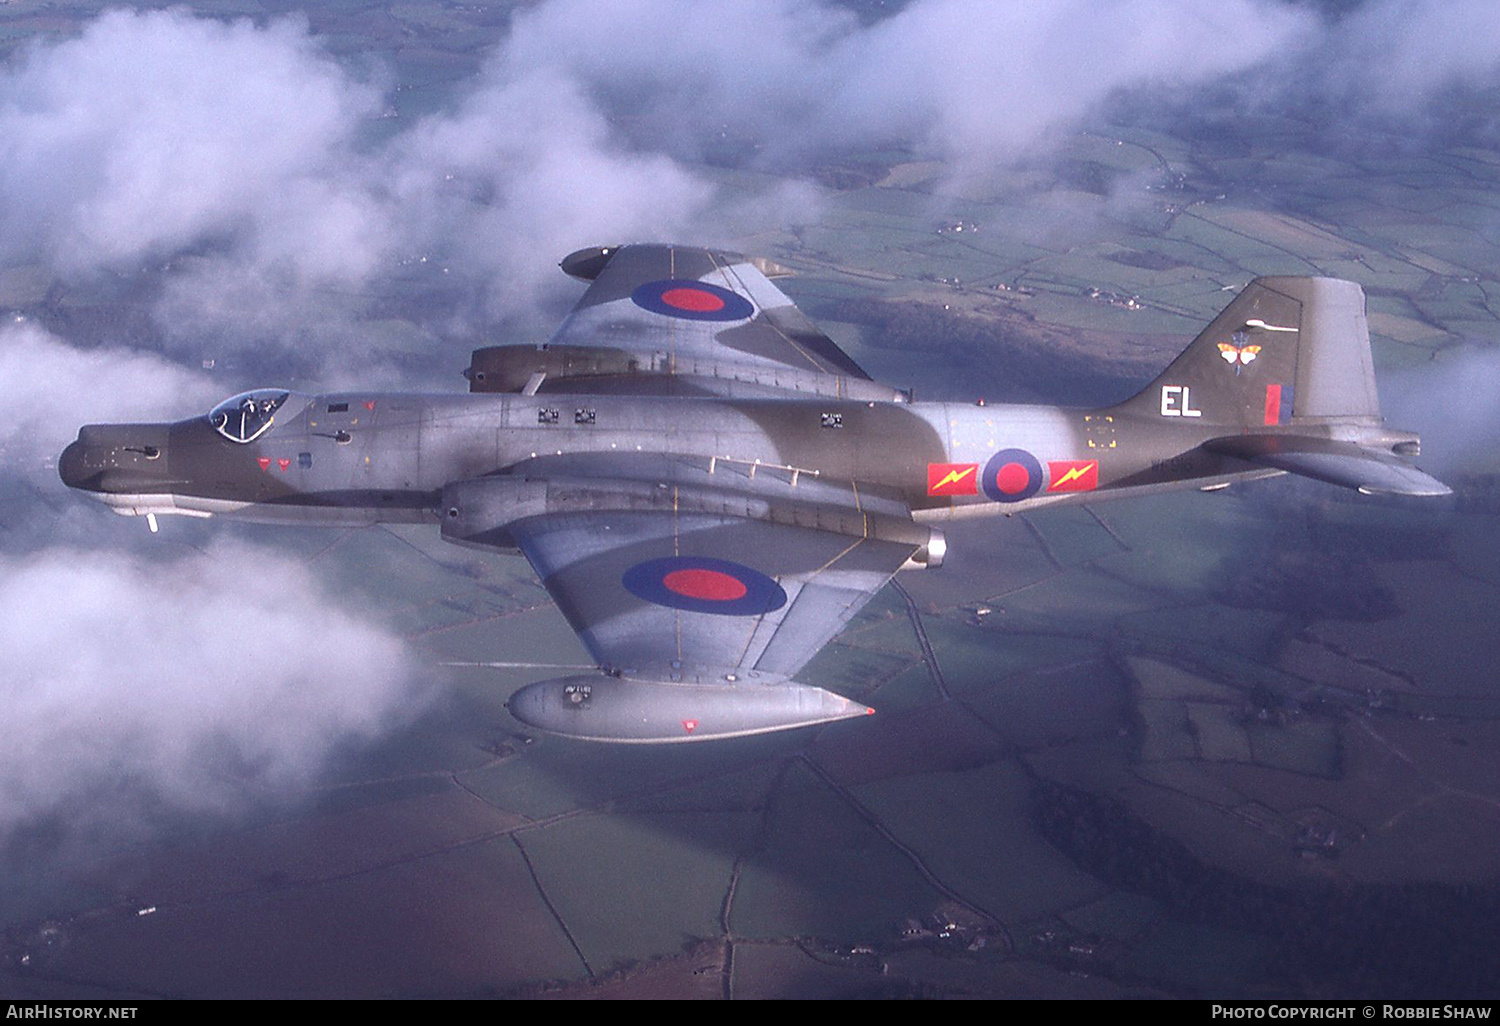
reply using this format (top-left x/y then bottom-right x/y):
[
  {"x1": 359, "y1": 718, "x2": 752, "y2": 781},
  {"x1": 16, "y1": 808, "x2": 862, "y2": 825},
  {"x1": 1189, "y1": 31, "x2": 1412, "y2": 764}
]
[{"x1": 60, "y1": 244, "x2": 1448, "y2": 742}]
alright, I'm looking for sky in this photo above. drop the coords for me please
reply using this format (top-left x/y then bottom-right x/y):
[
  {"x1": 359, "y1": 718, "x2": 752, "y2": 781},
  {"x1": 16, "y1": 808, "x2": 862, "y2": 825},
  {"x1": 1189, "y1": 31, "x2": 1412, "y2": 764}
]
[{"x1": 4, "y1": 0, "x2": 1500, "y2": 847}]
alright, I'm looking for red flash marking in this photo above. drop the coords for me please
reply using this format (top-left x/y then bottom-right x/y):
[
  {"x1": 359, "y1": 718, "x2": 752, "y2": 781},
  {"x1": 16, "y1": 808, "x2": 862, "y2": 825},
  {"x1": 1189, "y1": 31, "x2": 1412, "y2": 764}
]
[
  {"x1": 682, "y1": 719, "x2": 699, "y2": 734},
  {"x1": 1047, "y1": 460, "x2": 1098, "y2": 492},
  {"x1": 257, "y1": 457, "x2": 271, "y2": 471},
  {"x1": 927, "y1": 462, "x2": 979, "y2": 496},
  {"x1": 1264, "y1": 384, "x2": 1281, "y2": 426},
  {"x1": 277, "y1": 458, "x2": 291, "y2": 472},
  {"x1": 363, "y1": 400, "x2": 376, "y2": 411}
]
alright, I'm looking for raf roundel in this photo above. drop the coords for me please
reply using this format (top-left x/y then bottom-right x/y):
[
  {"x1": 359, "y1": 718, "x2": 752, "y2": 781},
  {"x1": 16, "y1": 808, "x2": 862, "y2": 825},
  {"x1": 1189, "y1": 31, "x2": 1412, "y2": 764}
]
[
  {"x1": 623, "y1": 556, "x2": 788, "y2": 616},
  {"x1": 631, "y1": 279, "x2": 755, "y2": 322},
  {"x1": 981, "y1": 448, "x2": 1044, "y2": 503}
]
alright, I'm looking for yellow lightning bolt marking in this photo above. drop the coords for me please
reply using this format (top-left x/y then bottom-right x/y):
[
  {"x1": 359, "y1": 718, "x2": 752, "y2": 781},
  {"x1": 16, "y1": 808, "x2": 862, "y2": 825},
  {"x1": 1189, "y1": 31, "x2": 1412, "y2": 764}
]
[
  {"x1": 1053, "y1": 464, "x2": 1093, "y2": 487},
  {"x1": 935, "y1": 467, "x2": 976, "y2": 489}
]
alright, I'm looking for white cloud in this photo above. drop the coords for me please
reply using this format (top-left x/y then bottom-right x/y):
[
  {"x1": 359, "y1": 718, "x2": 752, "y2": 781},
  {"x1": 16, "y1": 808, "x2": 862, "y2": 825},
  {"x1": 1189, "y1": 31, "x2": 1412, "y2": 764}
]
[
  {"x1": 0, "y1": 320, "x2": 215, "y2": 466},
  {"x1": 1318, "y1": 0, "x2": 1500, "y2": 116},
  {"x1": 0, "y1": 540, "x2": 431, "y2": 836},
  {"x1": 0, "y1": 9, "x2": 382, "y2": 278},
  {"x1": 382, "y1": 65, "x2": 722, "y2": 315},
  {"x1": 496, "y1": 0, "x2": 1316, "y2": 171},
  {"x1": 822, "y1": 0, "x2": 1312, "y2": 169},
  {"x1": 6, "y1": 0, "x2": 1500, "y2": 340},
  {"x1": 0, "y1": 324, "x2": 429, "y2": 846},
  {"x1": 1382, "y1": 347, "x2": 1500, "y2": 477},
  {"x1": 0, "y1": 1, "x2": 1344, "y2": 365}
]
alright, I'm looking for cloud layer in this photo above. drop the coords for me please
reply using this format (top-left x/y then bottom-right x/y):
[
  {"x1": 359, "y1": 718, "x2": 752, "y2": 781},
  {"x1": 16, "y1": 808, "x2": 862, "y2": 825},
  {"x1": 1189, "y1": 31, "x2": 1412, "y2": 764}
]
[
  {"x1": 0, "y1": 2, "x2": 1327, "y2": 364},
  {"x1": 0, "y1": 321, "x2": 215, "y2": 464},
  {"x1": 0, "y1": 322, "x2": 431, "y2": 842},
  {"x1": 500, "y1": 0, "x2": 1316, "y2": 168},
  {"x1": 6, "y1": 1, "x2": 1500, "y2": 364},
  {"x1": 0, "y1": 12, "x2": 381, "y2": 278},
  {"x1": 0, "y1": 540, "x2": 431, "y2": 837}
]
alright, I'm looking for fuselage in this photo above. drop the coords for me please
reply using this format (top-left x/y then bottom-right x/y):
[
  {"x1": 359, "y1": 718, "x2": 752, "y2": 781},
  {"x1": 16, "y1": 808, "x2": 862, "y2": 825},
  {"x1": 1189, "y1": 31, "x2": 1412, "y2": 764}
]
[{"x1": 58, "y1": 387, "x2": 1325, "y2": 530}]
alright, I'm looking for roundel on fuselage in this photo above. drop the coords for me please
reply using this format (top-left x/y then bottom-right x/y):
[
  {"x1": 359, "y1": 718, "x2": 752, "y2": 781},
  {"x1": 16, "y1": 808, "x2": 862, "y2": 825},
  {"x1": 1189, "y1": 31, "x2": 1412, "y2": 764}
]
[{"x1": 982, "y1": 448, "x2": 1043, "y2": 503}]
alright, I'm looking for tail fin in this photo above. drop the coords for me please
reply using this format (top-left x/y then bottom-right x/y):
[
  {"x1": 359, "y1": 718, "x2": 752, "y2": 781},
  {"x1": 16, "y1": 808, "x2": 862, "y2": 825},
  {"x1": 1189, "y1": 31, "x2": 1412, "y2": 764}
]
[
  {"x1": 1114, "y1": 277, "x2": 1380, "y2": 427},
  {"x1": 1114, "y1": 276, "x2": 1449, "y2": 497}
]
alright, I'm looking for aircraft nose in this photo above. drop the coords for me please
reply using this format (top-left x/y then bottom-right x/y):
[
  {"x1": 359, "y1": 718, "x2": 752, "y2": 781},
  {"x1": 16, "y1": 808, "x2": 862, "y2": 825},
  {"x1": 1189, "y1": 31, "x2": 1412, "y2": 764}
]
[
  {"x1": 57, "y1": 424, "x2": 172, "y2": 494},
  {"x1": 58, "y1": 439, "x2": 88, "y2": 489}
]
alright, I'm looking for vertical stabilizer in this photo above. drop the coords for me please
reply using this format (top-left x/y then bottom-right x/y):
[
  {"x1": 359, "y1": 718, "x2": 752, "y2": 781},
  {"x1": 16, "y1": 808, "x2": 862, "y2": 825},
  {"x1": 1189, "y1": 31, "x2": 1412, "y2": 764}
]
[{"x1": 1113, "y1": 277, "x2": 1381, "y2": 427}]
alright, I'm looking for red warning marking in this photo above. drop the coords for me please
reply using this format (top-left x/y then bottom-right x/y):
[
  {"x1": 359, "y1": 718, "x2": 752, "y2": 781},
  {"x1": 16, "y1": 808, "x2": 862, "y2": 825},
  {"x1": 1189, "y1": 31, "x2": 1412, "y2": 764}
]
[
  {"x1": 994, "y1": 461, "x2": 1031, "y2": 495},
  {"x1": 1264, "y1": 384, "x2": 1281, "y2": 426},
  {"x1": 257, "y1": 457, "x2": 271, "y2": 471},
  {"x1": 1047, "y1": 460, "x2": 1098, "y2": 492},
  {"x1": 660, "y1": 287, "x2": 725, "y2": 313},
  {"x1": 662, "y1": 568, "x2": 748, "y2": 602},
  {"x1": 363, "y1": 400, "x2": 376, "y2": 411},
  {"x1": 682, "y1": 719, "x2": 699, "y2": 734},
  {"x1": 277, "y1": 458, "x2": 291, "y2": 472},
  {"x1": 927, "y1": 462, "x2": 979, "y2": 496}
]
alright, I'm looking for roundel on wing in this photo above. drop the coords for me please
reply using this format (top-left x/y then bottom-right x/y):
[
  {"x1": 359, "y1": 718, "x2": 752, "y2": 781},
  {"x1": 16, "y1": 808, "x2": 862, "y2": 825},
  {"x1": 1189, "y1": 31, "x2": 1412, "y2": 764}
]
[
  {"x1": 982, "y1": 448, "x2": 1043, "y2": 503},
  {"x1": 622, "y1": 556, "x2": 788, "y2": 616},
  {"x1": 631, "y1": 279, "x2": 755, "y2": 322}
]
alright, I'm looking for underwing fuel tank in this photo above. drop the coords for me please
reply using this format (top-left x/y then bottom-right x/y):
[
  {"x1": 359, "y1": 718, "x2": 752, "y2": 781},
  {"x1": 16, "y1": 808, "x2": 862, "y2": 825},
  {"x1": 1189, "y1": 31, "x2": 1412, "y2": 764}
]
[{"x1": 506, "y1": 676, "x2": 873, "y2": 743}]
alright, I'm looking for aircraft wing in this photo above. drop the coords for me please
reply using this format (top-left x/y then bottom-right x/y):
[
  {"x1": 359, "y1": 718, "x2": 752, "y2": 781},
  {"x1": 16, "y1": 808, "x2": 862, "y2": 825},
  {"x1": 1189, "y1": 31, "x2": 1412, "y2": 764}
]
[
  {"x1": 546, "y1": 243, "x2": 870, "y2": 380},
  {"x1": 441, "y1": 455, "x2": 937, "y2": 741}
]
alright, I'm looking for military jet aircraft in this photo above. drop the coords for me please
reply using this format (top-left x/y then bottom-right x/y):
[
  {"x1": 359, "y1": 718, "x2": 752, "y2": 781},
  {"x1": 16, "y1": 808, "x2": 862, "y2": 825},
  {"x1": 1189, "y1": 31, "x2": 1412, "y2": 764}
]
[{"x1": 60, "y1": 244, "x2": 1449, "y2": 742}]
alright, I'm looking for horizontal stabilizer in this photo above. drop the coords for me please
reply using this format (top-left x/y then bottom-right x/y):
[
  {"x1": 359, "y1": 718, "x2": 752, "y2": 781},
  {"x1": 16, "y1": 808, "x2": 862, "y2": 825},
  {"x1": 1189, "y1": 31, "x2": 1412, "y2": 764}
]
[{"x1": 1205, "y1": 435, "x2": 1451, "y2": 497}]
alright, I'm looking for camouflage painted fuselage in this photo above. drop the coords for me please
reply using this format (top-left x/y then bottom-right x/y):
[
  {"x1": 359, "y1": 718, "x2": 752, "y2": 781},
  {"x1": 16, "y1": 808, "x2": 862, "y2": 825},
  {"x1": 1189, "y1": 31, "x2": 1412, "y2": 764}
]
[{"x1": 57, "y1": 251, "x2": 1447, "y2": 743}]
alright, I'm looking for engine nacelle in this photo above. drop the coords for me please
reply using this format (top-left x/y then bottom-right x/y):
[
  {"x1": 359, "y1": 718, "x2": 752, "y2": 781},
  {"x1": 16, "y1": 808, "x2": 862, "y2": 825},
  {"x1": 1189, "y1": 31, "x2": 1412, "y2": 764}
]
[{"x1": 439, "y1": 473, "x2": 943, "y2": 562}]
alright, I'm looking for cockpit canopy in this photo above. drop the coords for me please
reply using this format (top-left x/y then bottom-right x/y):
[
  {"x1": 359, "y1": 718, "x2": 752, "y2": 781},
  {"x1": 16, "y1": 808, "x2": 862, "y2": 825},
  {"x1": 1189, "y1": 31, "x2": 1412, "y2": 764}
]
[{"x1": 209, "y1": 389, "x2": 291, "y2": 444}]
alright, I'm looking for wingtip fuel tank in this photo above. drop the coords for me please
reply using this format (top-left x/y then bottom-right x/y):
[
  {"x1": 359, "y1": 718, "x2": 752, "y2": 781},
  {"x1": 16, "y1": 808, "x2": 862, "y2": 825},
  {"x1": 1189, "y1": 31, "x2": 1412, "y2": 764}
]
[{"x1": 506, "y1": 675, "x2": 873, "y2": 743}]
